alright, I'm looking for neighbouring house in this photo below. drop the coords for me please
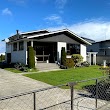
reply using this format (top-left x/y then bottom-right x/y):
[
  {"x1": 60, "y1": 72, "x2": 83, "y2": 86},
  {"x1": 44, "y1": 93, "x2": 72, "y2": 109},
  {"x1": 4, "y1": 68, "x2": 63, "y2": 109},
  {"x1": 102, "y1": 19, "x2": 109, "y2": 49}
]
[
  {"x1": 4, "y1": 29, "x2": 91, "y2": 65},
  {"x1": 81, "y1": 37, "x2": 96, "y2": 44},
  {"x1": 87, "y1": 39, "x2": 110, "y2": 64}
]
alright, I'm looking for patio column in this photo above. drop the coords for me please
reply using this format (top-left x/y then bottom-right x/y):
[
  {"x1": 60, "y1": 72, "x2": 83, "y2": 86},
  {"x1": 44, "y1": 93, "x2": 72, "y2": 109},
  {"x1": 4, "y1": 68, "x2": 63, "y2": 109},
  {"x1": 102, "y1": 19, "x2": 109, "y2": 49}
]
[
  {"x1": 93, "y1": 53, "x2": 97, "y2": 65},
  {"x1": 31, "y1": 40, "x2": 33, "y2": 47},
  {"x1": 88, "y1": 53, "x2": 91, "y2": 65},
  {"x1": 24, "y1": 41, "x2": 28, "y2": 65}
]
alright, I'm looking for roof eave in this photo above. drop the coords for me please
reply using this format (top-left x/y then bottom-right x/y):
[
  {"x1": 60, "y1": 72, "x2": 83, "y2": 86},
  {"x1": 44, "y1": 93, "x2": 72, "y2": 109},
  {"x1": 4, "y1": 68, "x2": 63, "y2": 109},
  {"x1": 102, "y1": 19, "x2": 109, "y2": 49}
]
[{"x1": 27, "y1": 29, "x2": 91, "y2": 45}]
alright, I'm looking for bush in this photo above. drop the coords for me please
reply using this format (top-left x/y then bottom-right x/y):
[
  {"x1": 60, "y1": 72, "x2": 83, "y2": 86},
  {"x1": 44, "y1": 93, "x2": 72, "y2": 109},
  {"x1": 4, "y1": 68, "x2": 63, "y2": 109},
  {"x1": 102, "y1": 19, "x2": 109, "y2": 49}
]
[
  {"x1": 61, "y1": 47, "x2": 66, "y2": 65},
  {"x1": 72, "y1": 54, "x2": 83, "y2": 66},
  {"x1": 64, "y1": 58, "x2": 74, "y2": 68},
  {"x1": 27, "y1": 46, "x2": 35, "y2": 68},
  {"x1": 14, "y1": 62, "x2": 28, "y2": 72},
  {"x1": 75, "y1": 61, "x2": 90, "y2": 67},
  {"x1": 0, "y1": 54, "x2": 5, "y2": 62}
]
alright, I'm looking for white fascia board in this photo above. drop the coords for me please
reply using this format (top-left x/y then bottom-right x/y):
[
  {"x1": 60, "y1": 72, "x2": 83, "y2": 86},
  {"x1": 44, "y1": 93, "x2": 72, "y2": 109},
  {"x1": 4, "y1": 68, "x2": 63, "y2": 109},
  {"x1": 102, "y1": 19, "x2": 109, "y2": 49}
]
[
  {"x1": 9, "y1": 38, "x2": 28, "y2": 44},
  {"x1": 8, "y1": 29, "x2": 50, "y2": 39},
  {"x1": 65, "y1": 29, "x2": 91, "y2": 45},
  {"x1": 28, "y1": 29, "x2": 91, "y2": 45},
  {"x1": 20, "y1": 29, "x2": 50, "y2": 35}
]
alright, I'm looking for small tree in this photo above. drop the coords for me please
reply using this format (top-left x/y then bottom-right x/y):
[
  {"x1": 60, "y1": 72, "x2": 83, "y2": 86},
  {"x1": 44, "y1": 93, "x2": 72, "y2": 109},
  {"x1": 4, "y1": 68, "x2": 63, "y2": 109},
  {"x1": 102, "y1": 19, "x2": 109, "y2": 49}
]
[
  {"x1": 0, "y1": 54, "x2": 3, "y2": 62},
  {"x1": 0, "y1": 54, "x2": 5, "y2": 62},
  {"x1": 27, "y1": 46, "x2": 35, "y2": 68},
  {"x1": 61, "y1": 47, "x2": 66, "y2": 65},
  {"x1": 72, "y1": 54, "x2": 83, "y2": 66}
]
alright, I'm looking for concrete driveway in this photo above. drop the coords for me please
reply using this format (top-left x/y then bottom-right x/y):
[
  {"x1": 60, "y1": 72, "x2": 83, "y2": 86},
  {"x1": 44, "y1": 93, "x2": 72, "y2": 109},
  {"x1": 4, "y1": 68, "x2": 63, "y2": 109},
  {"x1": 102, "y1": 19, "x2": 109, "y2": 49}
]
[{"x1": 0, "y1": 68, "x2": 51, "y2": 97}]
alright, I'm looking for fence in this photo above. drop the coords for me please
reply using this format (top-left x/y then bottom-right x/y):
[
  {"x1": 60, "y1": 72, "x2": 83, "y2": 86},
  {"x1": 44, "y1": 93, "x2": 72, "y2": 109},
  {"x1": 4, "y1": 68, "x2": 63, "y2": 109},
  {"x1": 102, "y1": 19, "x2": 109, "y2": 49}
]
[
  {"x1": 0, "y1": 76, "x2": 110, "y2": 110},
  {"x1": 97, "y1": 55, "x2": 110, "y2": 64}
]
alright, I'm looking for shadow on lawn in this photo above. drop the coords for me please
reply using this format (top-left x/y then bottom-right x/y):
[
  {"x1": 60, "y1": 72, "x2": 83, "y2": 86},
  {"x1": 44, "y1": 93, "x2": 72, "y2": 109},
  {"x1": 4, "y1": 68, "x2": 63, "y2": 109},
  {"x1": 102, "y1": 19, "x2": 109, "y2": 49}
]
[{"x1": 78, "y1": 80, "x2": 110, "y2": 101}]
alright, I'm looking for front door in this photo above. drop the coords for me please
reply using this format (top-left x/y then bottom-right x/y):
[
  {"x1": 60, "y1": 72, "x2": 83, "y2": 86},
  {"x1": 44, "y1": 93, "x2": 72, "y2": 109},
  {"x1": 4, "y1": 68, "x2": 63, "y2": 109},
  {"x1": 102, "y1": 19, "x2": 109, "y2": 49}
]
[
  {"x1": 35, "y1": 43, "x2": 57, "y2": 63},
  {"x1": 36, "y1": 46, "x2": 50, "y2": 62}
]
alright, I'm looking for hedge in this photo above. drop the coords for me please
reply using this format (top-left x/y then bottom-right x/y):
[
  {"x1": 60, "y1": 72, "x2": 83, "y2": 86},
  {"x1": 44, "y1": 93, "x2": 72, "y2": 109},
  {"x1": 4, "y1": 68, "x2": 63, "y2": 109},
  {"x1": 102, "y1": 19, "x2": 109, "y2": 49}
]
[{"x1": 27, "y1": 46, "x2": 35, "y2": 68}]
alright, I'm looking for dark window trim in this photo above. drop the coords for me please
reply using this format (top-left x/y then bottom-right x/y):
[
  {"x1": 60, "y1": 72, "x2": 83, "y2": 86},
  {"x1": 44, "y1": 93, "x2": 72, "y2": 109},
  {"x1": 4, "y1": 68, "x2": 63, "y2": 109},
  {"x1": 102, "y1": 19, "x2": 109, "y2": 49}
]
[
  {"x1": 13, "y1": 43, "x2": 17, "y2": 51},
  {"x1": 19, "y1": 41, "x2": 24, "y2": 51}
]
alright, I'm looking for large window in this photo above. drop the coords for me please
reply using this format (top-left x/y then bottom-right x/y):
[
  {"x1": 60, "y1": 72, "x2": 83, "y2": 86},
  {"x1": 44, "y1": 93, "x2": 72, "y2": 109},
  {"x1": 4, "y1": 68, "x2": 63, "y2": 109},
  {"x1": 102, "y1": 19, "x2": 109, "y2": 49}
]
[
  {"x1": 13, "y1": 43, "x2": 17, "y2": 51},
  {"x1": 19, "y1": 41, "x2": 24, "y2": 50},
  {"x1": 67, "y1": 44, "x2": 80, "y2": 55}
]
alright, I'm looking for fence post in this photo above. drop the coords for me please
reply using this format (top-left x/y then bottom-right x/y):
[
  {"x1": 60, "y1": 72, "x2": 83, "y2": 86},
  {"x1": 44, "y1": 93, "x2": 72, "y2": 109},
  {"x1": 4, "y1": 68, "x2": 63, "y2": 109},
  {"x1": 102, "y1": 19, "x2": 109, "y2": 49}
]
[
  {"x1": 95, "y1": 79, "x2": 98, "y2": 109},
  {"x1": 71, "y1": 84, "x2": 74, "y2": 110},
  {"x1": 33, "y1": 92, "x2": 36, "y2": 110},
  {"x1": 68, "y1": 82, "x2": 76, "y2": 110}
]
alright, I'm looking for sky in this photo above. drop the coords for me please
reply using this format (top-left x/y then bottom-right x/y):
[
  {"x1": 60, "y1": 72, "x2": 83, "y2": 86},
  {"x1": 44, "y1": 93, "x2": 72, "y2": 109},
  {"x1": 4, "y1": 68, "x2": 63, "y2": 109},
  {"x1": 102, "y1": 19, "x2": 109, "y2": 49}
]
[{"x1": 1, "y1": 0, "x2": 110, "y2": 53}]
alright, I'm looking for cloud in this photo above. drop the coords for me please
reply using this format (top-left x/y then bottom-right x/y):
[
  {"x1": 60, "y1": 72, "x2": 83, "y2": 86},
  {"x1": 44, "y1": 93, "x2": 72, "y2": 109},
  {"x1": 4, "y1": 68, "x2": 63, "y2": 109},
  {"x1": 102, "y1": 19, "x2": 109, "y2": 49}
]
[
  {"x1": 45, "y1": 15, "x2": 62, "y2": 23},
  {"x1": 2, "y1": 8, "x2": 12, "y2": 16},
  {"x1": 55, "y1": 0, "x2": 67, "y2": 9},
  {"x1": 8, "y1": 0, "x2": 27, "y2": 5},
  {"x1": 47, "y1": 19, "x2": 110, "y2": 42},
  {"x1": 44, "y1": 14, "x2": 66, "y2": 26}
]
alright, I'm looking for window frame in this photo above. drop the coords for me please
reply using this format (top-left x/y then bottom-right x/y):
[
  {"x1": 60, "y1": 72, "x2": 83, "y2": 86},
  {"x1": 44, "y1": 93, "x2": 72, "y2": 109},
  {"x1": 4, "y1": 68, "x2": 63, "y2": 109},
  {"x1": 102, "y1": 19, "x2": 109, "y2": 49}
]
[
  {"x1": 67, "y1": 43, "x2": 80, "y2": 55},
  {"x1": 13, "y1": 42, "x2": 17, "y2": 51},
  {"x1": 19, "y1": 41, "x2": 24, "y2": 51}
]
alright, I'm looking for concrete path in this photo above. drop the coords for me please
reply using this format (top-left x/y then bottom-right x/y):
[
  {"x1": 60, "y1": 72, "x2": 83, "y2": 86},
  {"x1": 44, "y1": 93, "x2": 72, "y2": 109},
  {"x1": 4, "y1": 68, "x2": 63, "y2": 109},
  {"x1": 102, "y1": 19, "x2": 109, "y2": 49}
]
[
  {"x1": 98, "y1": 103, "x2": 110, "y2": 110},
  {"x1": 0, "y1": 69, "x2": 51, "y2": 97}
]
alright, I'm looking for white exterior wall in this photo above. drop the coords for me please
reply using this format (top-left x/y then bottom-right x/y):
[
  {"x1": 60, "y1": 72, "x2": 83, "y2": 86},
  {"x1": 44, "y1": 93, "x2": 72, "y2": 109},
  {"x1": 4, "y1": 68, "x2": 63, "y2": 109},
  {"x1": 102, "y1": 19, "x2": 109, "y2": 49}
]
[
  {"x1": 6, "y1": 43, "x2": 12, "y2": 62},
  {"x1": 11, "y1": 41, "x2": 27, "y2": 65},
  {"x1": 11, "y1": 51, "x2": 26, "y2": 64},
  {"x1": 80, "y1": 44, "x2": 87, "y2": 61},
  {"x1": 6, "y1": 43, "x2": 11, "y2": 53},
  {"x1": 57, "y1": 42, "x2": 66, "y2": 61}
]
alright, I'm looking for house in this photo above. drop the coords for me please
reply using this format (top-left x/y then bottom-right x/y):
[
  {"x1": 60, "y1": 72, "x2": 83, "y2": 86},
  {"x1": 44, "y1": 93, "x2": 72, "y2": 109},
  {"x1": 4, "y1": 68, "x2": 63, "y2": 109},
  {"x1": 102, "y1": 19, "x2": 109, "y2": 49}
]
[
  {"x1": 5, "y1": 29, "x2": 91, "y2": 65},
  {"x1": 87, "y1": 39, "x2": 110, "y2": 64}
]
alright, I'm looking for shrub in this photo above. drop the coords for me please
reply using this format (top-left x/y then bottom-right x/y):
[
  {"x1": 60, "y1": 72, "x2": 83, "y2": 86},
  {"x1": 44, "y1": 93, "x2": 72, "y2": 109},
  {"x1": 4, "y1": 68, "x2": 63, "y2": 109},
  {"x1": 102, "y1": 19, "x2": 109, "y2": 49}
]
[
  {"x1": 14, "y1": 62, "x2": 28, "y2": 72},
  {"x1": 27, "y1": 46, "x2": 35, "y2": 68},
  {"x1": 0, "y1": 54, "x2": 5, "y2": 62},
  {"x1": 61, "y1": 47, "x2": 66, "y2": 65},
  {"x1": 72, "y1": 54, "x2": 83, "y2": 66},
  {"x1": 64, "y1": 58, "x2": 74, "y2": 68}
]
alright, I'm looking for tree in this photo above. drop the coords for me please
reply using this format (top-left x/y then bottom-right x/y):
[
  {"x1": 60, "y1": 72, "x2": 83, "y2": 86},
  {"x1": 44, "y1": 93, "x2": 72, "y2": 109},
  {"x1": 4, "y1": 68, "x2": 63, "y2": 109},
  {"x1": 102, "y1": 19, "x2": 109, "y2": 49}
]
[
  {"x1": 61, "y1": 47, "x2": 66, "y2": 65},
  {"x1": 0, "y1": 54, "x2": 5, "y2": 62},
  {"x1": 27, "y1": 46, "x2": 35, "y2": 68}
]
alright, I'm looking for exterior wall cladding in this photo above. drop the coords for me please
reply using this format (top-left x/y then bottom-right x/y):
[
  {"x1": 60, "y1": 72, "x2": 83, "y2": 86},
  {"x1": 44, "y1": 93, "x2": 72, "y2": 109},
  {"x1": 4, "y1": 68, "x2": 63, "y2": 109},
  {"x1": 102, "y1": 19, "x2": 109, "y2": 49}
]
[
  {"x1": 80, "y1": 44, "x2": 86, "y2": 61},
  {"x1": 6, "y1": 41, "x2": 27, "y2": 65}
]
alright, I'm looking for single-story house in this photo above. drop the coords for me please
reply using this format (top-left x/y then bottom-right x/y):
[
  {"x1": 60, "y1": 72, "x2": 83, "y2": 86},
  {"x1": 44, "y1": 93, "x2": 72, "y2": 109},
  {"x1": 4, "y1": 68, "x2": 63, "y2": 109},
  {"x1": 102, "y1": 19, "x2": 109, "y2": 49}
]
[
  {"x1": 5, "y1": 29, "x2": 91, "y2": 65},
  {"x1": 87, "y1": 39, "x2": 110, "y2": 64}
]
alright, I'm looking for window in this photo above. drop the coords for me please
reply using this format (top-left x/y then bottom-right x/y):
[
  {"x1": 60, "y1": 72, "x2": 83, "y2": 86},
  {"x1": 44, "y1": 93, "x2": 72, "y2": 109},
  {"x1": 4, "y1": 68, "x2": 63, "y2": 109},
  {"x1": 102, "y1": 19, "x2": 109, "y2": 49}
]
[
  {"x1": 67, "y1": 44, "x2": 80, "y2": 55},
  {"x1": 19, "y1": 41, "x2": 24, "y2": 50},
  {"x1": 13, "y1": 43, "x2": 17, "y2": 51}
]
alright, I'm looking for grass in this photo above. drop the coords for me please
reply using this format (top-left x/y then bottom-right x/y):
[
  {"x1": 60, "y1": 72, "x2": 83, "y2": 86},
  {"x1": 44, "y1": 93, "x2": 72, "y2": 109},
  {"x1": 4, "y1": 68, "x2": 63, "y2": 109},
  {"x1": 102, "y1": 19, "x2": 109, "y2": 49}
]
[
  {"x1": 4, "y1": 68, "x2": 23, "y2": 73},
  {"x1": 27, "y1": 68, "x2": 38, "y2": 72},
  {"x1": 4, "y1": 68, "x2": 38, "y2": 73},
  {"x1": 25, "y1": 66, "x2": 104, "y2": 89}
]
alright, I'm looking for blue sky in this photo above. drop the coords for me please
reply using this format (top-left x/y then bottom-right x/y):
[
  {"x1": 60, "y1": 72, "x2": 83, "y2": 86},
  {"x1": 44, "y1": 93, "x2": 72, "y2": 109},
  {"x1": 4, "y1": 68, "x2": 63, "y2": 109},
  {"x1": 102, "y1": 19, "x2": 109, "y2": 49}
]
[{"x1": 1, "y1": 0, "x2": 110, "y2": 53}]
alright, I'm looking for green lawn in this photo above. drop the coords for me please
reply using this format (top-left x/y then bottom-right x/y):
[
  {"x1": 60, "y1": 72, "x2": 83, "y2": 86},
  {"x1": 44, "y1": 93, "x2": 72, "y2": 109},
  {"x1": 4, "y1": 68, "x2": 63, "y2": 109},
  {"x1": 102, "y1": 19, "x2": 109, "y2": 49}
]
[
  {"x1": 5, "y1": 68, "x2": 23, "y2": 73},
  {"x1": 4, "y1": 68, "x2": 38, "y2": 73},
  {"x1": 25, "y1": 66, "x2": 104, "y2": 89}
]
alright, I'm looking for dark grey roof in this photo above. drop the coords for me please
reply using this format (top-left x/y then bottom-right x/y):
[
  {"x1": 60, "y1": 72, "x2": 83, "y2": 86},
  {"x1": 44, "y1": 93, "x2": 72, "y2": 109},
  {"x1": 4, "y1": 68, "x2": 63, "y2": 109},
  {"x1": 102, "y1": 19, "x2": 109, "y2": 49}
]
[{"x1": 81, "y1": 37, "x2": 95, "y2": 43}]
